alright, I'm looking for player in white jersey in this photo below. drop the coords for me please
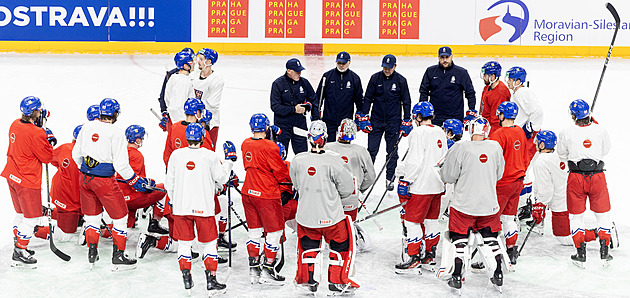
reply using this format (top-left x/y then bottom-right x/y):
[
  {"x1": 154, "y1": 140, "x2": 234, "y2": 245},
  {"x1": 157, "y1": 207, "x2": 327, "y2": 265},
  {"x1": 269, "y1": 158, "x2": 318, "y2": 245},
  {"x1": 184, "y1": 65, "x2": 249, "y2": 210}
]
[
  {"x1": 439, "y1": 116, "x2": 505, "y2": 292},
  {"x1": 325, "y1": 119, "x2": 376, "y2": 251},
  {"x1": 165, "y1": 51, "x2": 195, "y2": 124},
  {"x1": 291, "y1": 120, "x2": 359, "y2": 294},
  {"x1": 557, "y1": 99, "x2": 613, "y2": 268},
  {"x1": 438, "y1": 118, "x2": 465, "y2": 219},
  {"x1": 72, "y1": 98, "x2": 152, "y2": 270},
  {"x1": 394, "y1": 101, "x2": 448, "y2": 273},
  {"x1": 192, "y1": 48, "x2": 224, "y2": 147},
  {"x1": 166, "y1": 123, "x2": 233, "y2": 294}
]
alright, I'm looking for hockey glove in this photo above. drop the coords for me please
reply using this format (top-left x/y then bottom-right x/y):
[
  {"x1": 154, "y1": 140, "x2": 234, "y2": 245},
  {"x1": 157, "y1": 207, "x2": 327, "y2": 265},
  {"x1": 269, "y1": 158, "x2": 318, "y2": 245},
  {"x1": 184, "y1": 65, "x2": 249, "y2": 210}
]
[
  {"x1": 354, "y1": 113, "x2": 372, "y2": 133},
  {"x1": 44, "y1": 128, "x2": 57, "y2": 146},
  {"x1": 397, "y1": 179, "x2": 411, "y2": 197},
  {"x1": 281, "y1": 191, "x2": 292, "y2": 206},
  {"x1": 301, "y1": 102, "x2": 312, "y2": 113},
  {"x1": 522, "y1": 122, "x2": 534, "y2": 139},
  {"x1": 127, "y1": 173, "x2": 150, "y2": 192},
  {"x1": 463, "y1": 109, "x2": 478, "y2": 125},
  {"x1": 270, "y1": 125, "x2": 282, "y2": 136},
  {"x1": 400, "y1": 119, "x2": 413, "y2": 137},
  {"x1": 228, "y1": 171, "x2": 239, "y2": 188},
  {"x1": 200, "y1": 110, "x2": 213, "y2": 125},
  {"x1": 531, "y1": 201, "x2": 546, "y2": 224},
  {"x1": 159, "y1": 112, "x2": 169, "y2": 132},
  {"x1": 223, "y1": 141, "x2": 237, "y2": 161},
  {"x1": 146, "y1": 178, "x2": 157, "y2": 193},
  {"x1": 35, "y1": 109, "x2": 50, "y2": 128}
]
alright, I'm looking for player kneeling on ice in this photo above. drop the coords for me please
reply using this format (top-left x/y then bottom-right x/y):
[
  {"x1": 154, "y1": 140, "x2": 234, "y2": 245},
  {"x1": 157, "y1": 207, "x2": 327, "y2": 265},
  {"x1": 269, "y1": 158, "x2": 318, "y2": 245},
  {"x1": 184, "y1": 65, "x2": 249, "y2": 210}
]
[
  {"x1": 557, "y1": 99, "x2": 613, "y2": 268},
  {"x1": 325, "y1": 119, "x2": 376, "y2": 252},
  {"x1": 166, "y1": 123, "x2": 234, "y2": 295},
  {"x1": 438, "y1": 116, "x2": 507, "y2": 293},
  {"x1": 394, "y1": 102, "x2": 447, "y2": 274},
  {"x1": 291, "y1": 120, "x2": 360, "y2": 294}
]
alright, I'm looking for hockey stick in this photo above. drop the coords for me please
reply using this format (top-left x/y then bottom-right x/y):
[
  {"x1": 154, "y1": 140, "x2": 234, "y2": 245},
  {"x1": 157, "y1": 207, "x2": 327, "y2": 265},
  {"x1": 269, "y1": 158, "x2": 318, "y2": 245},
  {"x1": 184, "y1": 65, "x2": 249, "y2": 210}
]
[
  {"x1": 317, "y1": 76, "x2": 326, "y2": 119},
  {"x1": 358, "y1": 134, "x2": 404, "y2": 212},
  {"x1": 372, "y1": 148, "x2": 410, "y2": 213},
  {"x1": 228, "y1": 186, "x2": 249, "y2": 231},
  {"x1": 293, "y1": 126, "x2": 309, "y2": 138},
  {"x1": 518, "y1": 221, "x2": 537, "y2": 255},
  {"x1": 225, "y1": 221, "x2": 246, "y2": 233},
  {"x1": 150, "y1": 108, "x2": 162, "y2": 121},
  {"x1": 223, "y1": 184, "x2": 233, "y2": 283},
  {"x1": 592, "y1": 3, "x2": 620, "y2": 112},
  {"x1": 356, "y1": 196, "x2": 383, "y2": 230},
  {"x1": 355, "y1": 201, "x2": 407, "y2": 224},
  {"x1": 45, "y1": 164, "x2": 71, "y2": 261}
]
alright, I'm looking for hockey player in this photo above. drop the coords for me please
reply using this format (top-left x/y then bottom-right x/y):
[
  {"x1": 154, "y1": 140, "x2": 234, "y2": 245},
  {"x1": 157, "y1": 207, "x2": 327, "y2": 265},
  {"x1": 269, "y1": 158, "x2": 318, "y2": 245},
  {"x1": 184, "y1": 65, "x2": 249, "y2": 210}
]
[
  {"x1": 166, "y1": 123, "x2": 232, "y2": 294},
  {"x1": 361, "y1": 54, "x2": 412, "y2": 190},
  {"x1": 158, "y1": 47, "x2": 195, "y2": 131},
  {"x1": 72, "y1": 98, "x2": 151, "y2": 270},
  {"x1": 480, "y1": 61, "x2": 511, "y2": 137},
  {"x1": 316, "y1": 52, "x2": 364, "y2": 142},
  {"x1": 557, "y1": 99, "x2": 613, "y2": 267},
  {"x1": 241, "y1": 113, "x2": 292, "y2": 284},
  {"x1": 164, "y1": 50, "x2": 195, "y2": 126},
  {"x1": 192, "y1": 48, "x2": 224, "y2": 147},
  {"x1": 489, "y1": 101, "x2": 529, "y2": 264},
  {"x1": 505, "y1": 66, "x2": 543, "y2": 160},
  {"x1": 163, "y1": 98, "x2": 214, "y2": 166},
  {"x1": 291, "y1": 120, "x2": 358, "y2": 294},
  {"x1": 394, "y1": 102, "x2": 448, "y2": 273},
  {"x1": 2, "y1": 96, "x2": 55, "y2": 267},
  {"x1": 50, "y1": 125, "x2": 83, "y2": 242},
  {"x1": 443, "y1": 119, "x2": 464, "y2": 149},
  {"x1": 270, "y1": 58, "x2": 320, "y2": 154},
  {"x1": 439, "y1": 116, "x2": 505, "y2": 291}
]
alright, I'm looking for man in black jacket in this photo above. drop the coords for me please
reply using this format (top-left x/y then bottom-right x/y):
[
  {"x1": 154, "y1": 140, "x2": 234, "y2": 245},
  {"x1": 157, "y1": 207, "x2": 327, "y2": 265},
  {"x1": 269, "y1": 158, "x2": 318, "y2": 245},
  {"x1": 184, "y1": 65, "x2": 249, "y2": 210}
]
[
  {"x1": 419, "y1": 46, "x2": 476, "y2": 126},
  {"x1": 361, "y1": 54, "x2": 412, "y2": 190},
  {"x1": 270, "y1": 58, "x2": 319, "y2": 154},
  {"x1": 316, "y1": 51, "x2": 364, "y2": 142}
]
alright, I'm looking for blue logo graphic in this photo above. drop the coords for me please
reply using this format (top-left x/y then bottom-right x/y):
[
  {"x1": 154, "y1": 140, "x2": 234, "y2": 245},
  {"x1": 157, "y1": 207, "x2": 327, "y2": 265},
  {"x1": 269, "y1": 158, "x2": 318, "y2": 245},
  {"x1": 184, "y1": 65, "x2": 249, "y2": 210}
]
[{"x1": 480, "y1": 0, "x2": 530, "y2": 43}]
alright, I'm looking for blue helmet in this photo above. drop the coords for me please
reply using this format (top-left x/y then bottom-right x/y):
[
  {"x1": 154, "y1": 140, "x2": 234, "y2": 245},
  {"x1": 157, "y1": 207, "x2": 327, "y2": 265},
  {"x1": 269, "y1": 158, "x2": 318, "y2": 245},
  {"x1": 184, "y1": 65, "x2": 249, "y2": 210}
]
[
  {"x1": 200, "y1": 109, "x2": 213, "y2": 123},
  {"x1": 174, "y1": 51, "x2": 194, "y2": 70},
  {"x1": 20, "y1": 96, "x2": 42, "y2": 116},
  {"x1": 99, "y1": 98, "x2": 120, "y2": 116},
  {"x1": 73, "y1": 125, "x2": 83, "y2": 140},
  {"x1": 506, "y1": 66, "x2": 527, "y2": 83},
  {"x1": 276, "y1": 142, "x2": 287, "y2": 160},
  {"x1": 249, "y1": 113, "x2": 269, "y2": 132},
  {"x1": 87, "y1": 104, "x2": 100, "y2": 121},
  {"x1": 197, "y1": 48, "x2": 218, "y2": 65},
  {"x1": 535, "y1": 130, "x2": 557, "y2": 149},
  {"x1": 183, "y1": 98, "x2": 205, "y2": 115},
  {"x1": 569, "y1": 99, "x2": 590, "y2": 120},
  {"x1": 482, "y1": 61, "x2": 502, "y2": 77},
  {"x1": 125, "y1": 125, "x2": 146, "y2": 143},
  {"x1": 181, "y1": 47, "x2": 195, "y2": 55},
  {"x1": 443, "y1": 119, "x2": 464, "y2": 136},
  {"x1": 412, "y1": 101, "x2": 434, "y2": 118},
  {"x1": 497, "y1": 101, "x2": 518, "y2": 119},
  {"x1": 185, "y1": 123, "x2": 205, "y2": 142}
]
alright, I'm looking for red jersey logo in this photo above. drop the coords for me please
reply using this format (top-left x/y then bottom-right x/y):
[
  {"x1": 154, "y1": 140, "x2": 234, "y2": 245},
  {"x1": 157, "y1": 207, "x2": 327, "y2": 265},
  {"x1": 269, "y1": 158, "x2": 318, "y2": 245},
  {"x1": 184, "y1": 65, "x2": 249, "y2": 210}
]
[
  {"x1": 194, "y1": 89, "x2": 203, "y2": 99},
  {"x1": 175, "y1": 138, "x2": 182, "y2": 148},
  {"x1": 341, "y1": 156, "x2": 349, "y2": 163},
  {"x1": 245, "y1": 151, "x2": 253, "y2": 162},
  {"x1": 307, "y1": 167, "x2": 316, "y2": 176},
  {"x1": 186, "y1": 161, "x2": 195, "y2": 170},
  {"x1": 560, "y1": 162, "x2": 566, "y2": 170},
  {"x1": 62, "y1": 158, "x2": 70, "y2": 168},
  {"x1": 437, "y1": 139, "x2": 443, "y2": 148},
  {"x1": 9, "y1": 133, "x2": 15, "y2": 143},
  {"x1": 514, "y1": 140, "x2": 521, "y2": 150},
  {"x1": 479, "y1": 154, "x2": 488, "y2": 163},
  {"x1": 91, "y1": 133, "x2": 99, "y2": 142},
  {"x1": 583, "y1": 140, "x2": 592, "y2": 148}
]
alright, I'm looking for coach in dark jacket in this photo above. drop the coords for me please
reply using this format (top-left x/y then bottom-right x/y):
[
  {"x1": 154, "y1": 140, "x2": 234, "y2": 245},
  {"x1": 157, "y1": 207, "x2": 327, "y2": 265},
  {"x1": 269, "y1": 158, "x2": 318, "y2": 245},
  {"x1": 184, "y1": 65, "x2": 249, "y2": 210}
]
[
  {"x1": 270, "y1": 58, "x2": 319, "y2": 154},
  {"x1": 419, "y1": 46, "x2": 476, "y2": 126},
  {"x1": 362, "y1": 54, "x2": 412, "y2": 189},
  {"x1": 316, "y1": 51, "x2": 364, "y2": 142}
]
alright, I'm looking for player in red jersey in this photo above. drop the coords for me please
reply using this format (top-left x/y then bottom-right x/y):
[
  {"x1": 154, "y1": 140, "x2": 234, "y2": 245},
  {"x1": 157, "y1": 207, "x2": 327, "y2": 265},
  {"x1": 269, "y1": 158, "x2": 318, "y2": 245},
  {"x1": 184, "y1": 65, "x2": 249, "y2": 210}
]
[{"x1": 479, "y1": 61, "x2": 511, "y2": 137}]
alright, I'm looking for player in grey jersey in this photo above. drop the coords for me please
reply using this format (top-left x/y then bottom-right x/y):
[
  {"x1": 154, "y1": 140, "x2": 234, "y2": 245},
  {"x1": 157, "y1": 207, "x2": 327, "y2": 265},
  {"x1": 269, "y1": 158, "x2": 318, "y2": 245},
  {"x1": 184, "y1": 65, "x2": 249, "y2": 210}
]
[{"x1": 291, "y1": 120, "x2": 360, "y2": 294}]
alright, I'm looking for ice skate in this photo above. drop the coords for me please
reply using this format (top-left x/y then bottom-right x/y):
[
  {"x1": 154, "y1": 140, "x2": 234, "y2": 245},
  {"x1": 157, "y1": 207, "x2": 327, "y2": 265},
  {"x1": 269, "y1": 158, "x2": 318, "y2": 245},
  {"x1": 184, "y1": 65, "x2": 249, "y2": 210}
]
[
  {"x1": 182, "y1": 269, "x2": 193, "y2": 295},
  {"x1": 506, "y1": 246, "x2": 519, "y2": 265},
  {"x1": 217, "y1": 233, "x2": 237, "y2": 252},
  {"x1": 490, "y1": 271, "x2": 503, "y2": 293},
  {"x1": 448, "y1": 275, "x2": 462, "y2": 295},
  {"x1": 112, "y1": 245, "x2": 137, "y2": 271},
  {"x1": 88, "y1": 243, "x2": 99, "y2": 270},
  {"x1": 11, "y1": 246, "x2": 37, "y2": 269},
  {"x1": 395, "y1": 254, "x2": 422, "y2": 275},
  {"x1": 571, "y1": 243, "x2": 586, "y2": 269},
  {"x1": 218, "y1": 254, "x2": 228, "y2": 264},
  {"x1": 146, "y1": 218, "x2": 168, "y2": 235},
  {"x1": 136, "y1": 233, "x2": 157, "y2": 259},
  {"x1": 260, "y1": 260, "x2": 285, "y2": 285},
  {"x1": 420, "y1": 247, "x2": 437, "y2": 272},
  {"x1": 328, "y1": 283, "x2": 357, "y2": 296},
  {"x1": 205, "y1": 270, "x2": 227, "y2": 296},
  {"x1": 249, "y1": 256, "x2": 262, "y2": 284},
  {"x1": 600, "y1": 239, "x2": 613, "y2": 267},
  {"x1": 386, "y1": 179, "x2": 395, "y2": 191},
  {"x1": 295, "y1": 280, "x2": 319, "y2": 294}
]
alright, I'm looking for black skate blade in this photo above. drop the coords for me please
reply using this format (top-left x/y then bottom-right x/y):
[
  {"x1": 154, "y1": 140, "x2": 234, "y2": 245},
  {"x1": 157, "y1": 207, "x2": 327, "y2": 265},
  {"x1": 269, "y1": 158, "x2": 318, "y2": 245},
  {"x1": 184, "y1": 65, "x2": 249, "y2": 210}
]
[
  {"x1": 111, "y1": 264, "x2": 137, "y2": 272},
  {"x1": 395, "y1": 268, "x2": 422, "y2": 275},
  {"x1": 11, "y1": 261, "x2": 37, "y2": 269},
  {"x1": 208, "y1": 288, "x2": 227, "y2": 296}
]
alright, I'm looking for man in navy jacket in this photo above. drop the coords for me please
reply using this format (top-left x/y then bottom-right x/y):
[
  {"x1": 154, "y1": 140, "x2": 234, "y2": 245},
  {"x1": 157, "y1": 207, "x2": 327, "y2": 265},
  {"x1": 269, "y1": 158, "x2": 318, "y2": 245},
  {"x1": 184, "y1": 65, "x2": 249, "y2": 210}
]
[
  {"x1": 270, "y1": 58, "x2": 319, "y2": 154},
  {"x1": 316, "y1": 52, "x2": 364, "y2": 142},
  {"x1": 361, "y1": 54, "x2": 412, "y2": 190},
  {"x1": 419, "y1": 46, "x2": 476, "y2": 126}
]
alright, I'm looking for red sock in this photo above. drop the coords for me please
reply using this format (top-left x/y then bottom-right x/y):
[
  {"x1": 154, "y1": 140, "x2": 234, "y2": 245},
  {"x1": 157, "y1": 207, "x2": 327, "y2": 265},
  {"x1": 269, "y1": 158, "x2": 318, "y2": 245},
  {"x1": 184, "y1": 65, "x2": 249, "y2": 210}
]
[
  {"x1": 218, "y1": 219, "x2": 227, "y2": 234},
  {"x1": 111, "y1": 227, "x2": 127, "y2": 251},
  {"x1": 100, "y1": 224, "x2": 113, "y2": 239},
  {"x1": 264, "y1": 241, "x2": 278, "y2": 262},
  {"x1": 156, "y1": 236, "x2": 170, "y2": 250},
  {"x1": 247, "y1": 240, "x2": 261, "y2": 258},
  {"x1": 203, "y1": 254, "x2": 218, "y2": 272},
  {"x1": 585, "y1": 229, "x2": 597, "y2": 242},
  {"x1": 86, "y1": 225, "x2": 100, "y2": 247},
  {"x1": 178, "y1": 255, "x2": 192, "y2": 271},
  {"x1": 572, "y1": 229, "x2": 585, "y2": 248},
  {"x1": 34, "y1": 226, "x2": 50, "y2": 240},
  {"x1": 598, "y1": 229, "x2": 611, "y2": 246}
]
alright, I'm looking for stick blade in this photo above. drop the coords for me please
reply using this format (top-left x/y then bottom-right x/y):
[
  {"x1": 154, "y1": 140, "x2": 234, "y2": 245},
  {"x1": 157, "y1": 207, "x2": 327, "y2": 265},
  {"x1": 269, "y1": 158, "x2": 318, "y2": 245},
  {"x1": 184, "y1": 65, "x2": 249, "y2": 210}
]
[{"x1": 606, "y1": 3, "x2": 621, "y2": 25}]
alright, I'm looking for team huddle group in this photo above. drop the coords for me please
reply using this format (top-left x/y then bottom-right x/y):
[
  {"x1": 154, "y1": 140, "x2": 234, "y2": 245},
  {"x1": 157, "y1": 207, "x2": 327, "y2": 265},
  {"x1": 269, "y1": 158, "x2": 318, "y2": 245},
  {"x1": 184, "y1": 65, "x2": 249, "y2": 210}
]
[{"x1": 1, "y1": 45, "x2": 616, "y2": 295}]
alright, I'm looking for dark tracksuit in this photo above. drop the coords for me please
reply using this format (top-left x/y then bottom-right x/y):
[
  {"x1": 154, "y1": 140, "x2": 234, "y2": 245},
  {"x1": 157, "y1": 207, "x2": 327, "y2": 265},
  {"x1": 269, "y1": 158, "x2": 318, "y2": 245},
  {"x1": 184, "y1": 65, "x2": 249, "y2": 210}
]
[
  {"x1": 362, "y1": 71, "x2": 412, "y2": 182},
  {"x1": 270, "y1": 73, "x2": 319, "y2": 154},
  {"x1": 315, "y1": 68, "x2": 364, "y2": 142},
  {"x1": 419, "y1": 62, "x2": 476, "y2": 126},
  {"x1": 158, "y1": 68, "x2": 179, "y2": 112}
]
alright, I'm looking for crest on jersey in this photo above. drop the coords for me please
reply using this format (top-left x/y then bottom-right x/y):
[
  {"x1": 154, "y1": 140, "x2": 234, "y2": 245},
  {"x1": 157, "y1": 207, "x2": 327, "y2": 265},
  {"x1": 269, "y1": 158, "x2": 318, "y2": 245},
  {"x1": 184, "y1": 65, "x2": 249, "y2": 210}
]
[
  {"x1": 10, "y1": 133, "x2": 15, "y2": 143},
  {"x1": 194, "y1": 89, "x2": 204, "y2": 99},
  {"x1": 514, "y1": 140, "x2": 521, "y2": 150},
  {"x1": 437, "y1": 139, "x2": 443, "y2": 148},
  {"x1": 583, "y1": 139, "x2": 592, "y2": 148},
  {"x1": 346, "y1": 81, "x2": 351, "y2": 88},
  {"x1": 450, "y1": 76, "x2": 456, "y2": 83},
  {"x1": 299, "y1": 86, "x2": 304, "y2": 94},
  {"x1": 186, "y1": 161, "x2": 195, "y2": 170},
  {"x1": 175, "y1": 138, "x2": 182, "y2": 148},
  {"x1": 479, "y1": 154, "x2": 488, "y2": 163},
  {"x1": 245, "y1": 151, "x2": 253, "y2": 162},
  {"x1": 391, "y1": 83, "x2": 397, "y2": 91},
  {"x1": 91, "y1": 133, "x2": 99, "y2": 142},
  {"x1": 560, "y1": 162, "x2": 566, "y2": 170},
  {"x1": 307, "y1": 166, "x2": 316, "y2": 176},
  {"x1": 62, "y1": 158, "x2": 70, "y2": 168},
  {"x1": 341, "y1": 156, "x2": 349, "y2": 163}
]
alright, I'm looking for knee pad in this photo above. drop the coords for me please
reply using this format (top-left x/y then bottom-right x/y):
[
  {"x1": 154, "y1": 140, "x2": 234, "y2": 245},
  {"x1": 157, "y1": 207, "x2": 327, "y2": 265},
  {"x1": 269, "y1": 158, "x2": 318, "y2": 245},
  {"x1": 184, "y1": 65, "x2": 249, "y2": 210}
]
[
  {"x1": 330, "y1": 238, "x2": 350, "y2": 253},
  {"x1": 300, "y1": 236, "x2": 321, "y2": 251},
  {"x1": 479, "y1": 227, "x2": 499, "y2": 239}
]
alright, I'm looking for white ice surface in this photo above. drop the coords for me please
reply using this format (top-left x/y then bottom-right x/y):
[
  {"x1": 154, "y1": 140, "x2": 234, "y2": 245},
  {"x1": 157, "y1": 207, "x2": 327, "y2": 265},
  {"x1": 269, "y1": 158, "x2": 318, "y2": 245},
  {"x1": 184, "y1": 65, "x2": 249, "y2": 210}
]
[{"x1": 0, "y1": 53, "x2": 628, "y2": 297}]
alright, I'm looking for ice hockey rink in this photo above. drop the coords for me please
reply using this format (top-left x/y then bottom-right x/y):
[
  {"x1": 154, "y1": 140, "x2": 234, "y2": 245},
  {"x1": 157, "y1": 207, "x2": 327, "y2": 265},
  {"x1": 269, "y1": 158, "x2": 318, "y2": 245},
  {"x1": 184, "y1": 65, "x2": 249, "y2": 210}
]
[{"x1": 0, "y1": 53, "x2": 628, "y2": 297}]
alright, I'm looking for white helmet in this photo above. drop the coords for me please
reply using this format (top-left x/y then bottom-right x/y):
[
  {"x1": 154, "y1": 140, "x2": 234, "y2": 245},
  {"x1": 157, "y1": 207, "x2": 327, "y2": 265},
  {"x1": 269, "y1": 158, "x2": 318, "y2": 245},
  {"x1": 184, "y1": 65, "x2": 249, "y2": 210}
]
[
  {"x1": 337, "y1": 118, "x2": 357, "y2": 141},
  {"x1": 466, "y1": 116, "x2": 491, "y2": 139},
  {"x1": 308, "y1": 120, "x2": 328, "y2": 148}
]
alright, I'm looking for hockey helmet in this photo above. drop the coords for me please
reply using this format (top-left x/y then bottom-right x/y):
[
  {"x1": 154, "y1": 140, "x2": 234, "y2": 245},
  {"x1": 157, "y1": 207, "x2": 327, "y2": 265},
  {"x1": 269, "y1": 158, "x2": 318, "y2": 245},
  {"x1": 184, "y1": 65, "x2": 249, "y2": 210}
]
[
  {"x1": 569, "y1": 99, "x2": 590, "y2": 120},
  {"x1": 73, "y1": 124, "x2": 83, "y2": 140},
  {"x1": 481, "y1": 61, "x2": 502, "y2": 78},
  {"x1": 308, "y1": 120, "x2": 328, "y2": 147},
  {"x1": 505, "y1": 66, "x2": 527, "y2": 84},
  {"x1": 535, "y1": 130, "x2": 557, "y2": 150},
  {"x1": 249, "y1": 113, "x2": 270, "y2": 132},
  {"x1": 467, "y1": 116, "x2": 491, "y2": 138},
  {"x1": 99, "y1": 98, "x2": 120, "y2": 117},
  {"x1": 125, "y1": 125, "x2": 146, "y2": 144},
  {"x1": 337, "y1": 118, "x2": 357, "y2": 141},
  {"x1": 185, "y1": 123, "x2": 205, "y2": 142},
  {"x1": 443, "y1": 119, "x2": 464, "y2": 136},
  {"x1": 197, "y1": 48, "x2": 219, "y2": 65},
  {"x1": 174, "y1": 51, "x2": 194, "y2": 70},
  {"x1": 412, "y1": 101, "x2": 434, "y2": 118},
  {"x1": 183, "y1": 98, "x2": 205, "y2": 115},
  {"x1": 200, "y1": 109, "x2": 213, "y2": 124},
  {"x1": 496, "y1": 101, "x2": 519, "y2": 119},
  {"x1": 86, "y1": 104, "x2": 100, "y2": 121},
  {"x1": 20, "y1": 96, "x2": 42, "y2": 116}
]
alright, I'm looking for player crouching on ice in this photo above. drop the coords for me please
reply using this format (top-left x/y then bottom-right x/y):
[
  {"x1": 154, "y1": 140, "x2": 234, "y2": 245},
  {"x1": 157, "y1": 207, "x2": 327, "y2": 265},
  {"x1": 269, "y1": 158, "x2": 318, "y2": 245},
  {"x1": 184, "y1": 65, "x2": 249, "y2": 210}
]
[
  {"x1": 165, "y1": 123, "x2": 234, "y2": 295},
  {"x1": 438, "y1": 116, "x2": 507, "y2": 293},
  {"x1": 291, "y1": 120, "x2": 360, "y2": 294}
]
